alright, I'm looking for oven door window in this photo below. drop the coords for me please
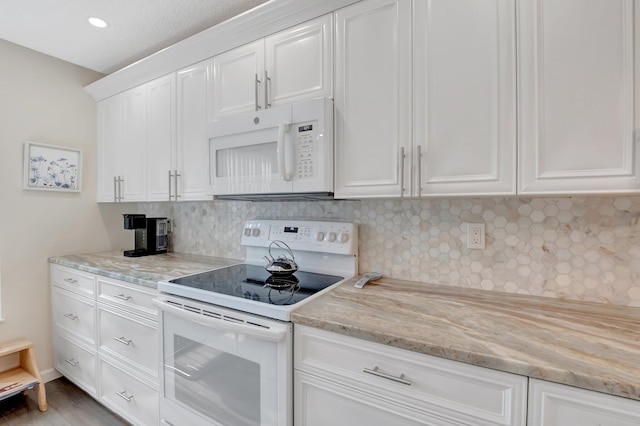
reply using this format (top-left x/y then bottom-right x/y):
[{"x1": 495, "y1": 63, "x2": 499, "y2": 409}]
[{"x1": 163, "y1": 310, "x2": 282, "y2": 426}]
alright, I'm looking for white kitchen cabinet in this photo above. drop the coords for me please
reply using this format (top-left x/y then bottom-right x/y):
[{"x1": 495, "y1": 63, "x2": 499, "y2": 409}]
[
  {"x1": 295, "y1": 325, "x2": 528, "y2": 426},
  {"x1": 413, "y1": 0, "x2": 516, "y2": 196},
  {"x1": 96, "y1": 94, "x2": 123, "y2": 202},
  {"x1": 175, "y1": 60, "x2": 215, "y2": 201},
  {"x1": 334, "y1": 0, "x2": 516, "y2": 199},
  {"x1": 334, "y1": 0, "x2": 412, "y2": 198},
  {"x1": 518, "y1": 0, "x2": 640, "y2": 195},
  {"x1": 528, "y1": 379, "x2": 640, "y2": 426},
  {"x1": 120, "y1": 86, "x2": 147, "y2": 202},
  {"x1": 211, "y1": 14, "x2": 333, "y2": 120}
]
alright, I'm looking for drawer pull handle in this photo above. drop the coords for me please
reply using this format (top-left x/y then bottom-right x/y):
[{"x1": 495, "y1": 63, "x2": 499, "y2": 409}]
[
  {"x1": 63, "y1": 278, "x2": 78, "y2": 285},
  {"x1": 64, "y1": 313, "x2": 78, "y2": 321},
  {"x1": 114, "y1": 294, "x2": 132, "y2": 301},
  {"x1": 114, "y1": 336, "x2": 132, "y2": 346},
  {"x1": 363, "y1": 366, "x2": 412, "y2": 386},
  {"x1": 65, "y1": 358, "x2": 79, "y2": 367},
  {"x1": 116, "y1": 390, "x2": 134, "y2": 402}
]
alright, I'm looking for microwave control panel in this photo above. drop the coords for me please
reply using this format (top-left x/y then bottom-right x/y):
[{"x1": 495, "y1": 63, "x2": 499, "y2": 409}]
[{"x1": 295, "y1": 121, "x2": 318, "y2": 180}]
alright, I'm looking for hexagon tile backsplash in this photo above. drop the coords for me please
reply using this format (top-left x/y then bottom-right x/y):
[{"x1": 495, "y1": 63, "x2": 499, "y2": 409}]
[{"x1": 141, "y1": 196, "x2": 640, "y2": 307}]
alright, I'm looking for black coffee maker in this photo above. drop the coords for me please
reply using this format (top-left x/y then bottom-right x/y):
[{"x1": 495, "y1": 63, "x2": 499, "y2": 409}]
[{"x1": 123, "y1": 214, "x2": 168, "y2": 257}]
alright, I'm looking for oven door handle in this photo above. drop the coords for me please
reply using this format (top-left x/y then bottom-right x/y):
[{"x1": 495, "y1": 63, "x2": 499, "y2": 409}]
[{"x1": 153, "y1": 299, "x2": 288, "y2": 342}]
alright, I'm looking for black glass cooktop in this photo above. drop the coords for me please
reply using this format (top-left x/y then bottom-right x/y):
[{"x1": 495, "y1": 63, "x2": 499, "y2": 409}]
[{"x1": 169, "y1": 264, "x2": 344, "y2": 306}]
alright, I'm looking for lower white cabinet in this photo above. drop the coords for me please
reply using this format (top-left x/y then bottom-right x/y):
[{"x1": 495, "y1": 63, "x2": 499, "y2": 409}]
[
  {"x1": 50, "y1": 264, "x2": 159, "y2": 426},
  {"x1": 528, "y1": 379, "x2": 640, "y2": 426},
  {"x1": 294, "y1": 325, "x2": 528, "y2": 426}
]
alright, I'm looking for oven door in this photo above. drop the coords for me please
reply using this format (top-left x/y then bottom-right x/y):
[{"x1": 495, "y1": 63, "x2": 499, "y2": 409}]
[
  {"x1": 154, "y1": 296, "x2": 292, "y2": 426},
  {"x1": 208, "y1": 104, "x2": 294, "y2": 196}
]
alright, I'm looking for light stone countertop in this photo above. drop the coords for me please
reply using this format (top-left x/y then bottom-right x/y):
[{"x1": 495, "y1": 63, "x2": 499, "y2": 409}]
[
  {"x1": 290, "y1": 277, "x2": 640, "y2": 401},
  {"x1": 49, "y1": 251, "x2": 241, "y2": 288}
]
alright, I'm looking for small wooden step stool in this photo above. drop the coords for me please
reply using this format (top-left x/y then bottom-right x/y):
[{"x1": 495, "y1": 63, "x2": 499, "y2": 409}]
[{"x1": 0, "y1": 338, "x2": 47, "y2": 411}]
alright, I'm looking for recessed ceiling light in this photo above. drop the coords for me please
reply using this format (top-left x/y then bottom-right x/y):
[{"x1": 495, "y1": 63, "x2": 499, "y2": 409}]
[{"x1": 88, "y1": 17, "x2": 108, "y2": 28}]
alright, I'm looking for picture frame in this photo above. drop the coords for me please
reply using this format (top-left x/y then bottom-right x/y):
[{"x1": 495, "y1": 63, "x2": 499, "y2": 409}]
[{"x1": 23, "y1": 141, "x2": 82, "y2": 192}]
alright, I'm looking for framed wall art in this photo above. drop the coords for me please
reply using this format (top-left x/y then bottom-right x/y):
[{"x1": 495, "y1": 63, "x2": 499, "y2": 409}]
[{"x1": 23, "y1": 141, "x2": 82, "y2": 192}]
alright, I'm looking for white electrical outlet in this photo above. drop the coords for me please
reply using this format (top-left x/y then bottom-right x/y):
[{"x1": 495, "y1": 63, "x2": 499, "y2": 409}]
[{"x1": 467, "y1": 223, "x2": 485, "y2": 249}]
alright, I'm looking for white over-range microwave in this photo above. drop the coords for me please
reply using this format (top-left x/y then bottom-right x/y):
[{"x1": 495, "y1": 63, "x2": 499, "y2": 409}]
[{"x1": 207, "y1": 97, "x2": 333, "y2": 201}]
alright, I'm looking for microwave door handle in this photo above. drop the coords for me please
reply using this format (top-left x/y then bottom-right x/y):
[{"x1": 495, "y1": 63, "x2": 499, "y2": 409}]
[{"x1": 278, "y1": 123, "x2": 291, "y2": 181}]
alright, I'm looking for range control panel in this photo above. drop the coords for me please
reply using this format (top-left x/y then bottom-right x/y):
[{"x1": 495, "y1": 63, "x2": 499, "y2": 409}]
[{"x1": 241, "y1": 220, "x2": 357, "y2": 255}]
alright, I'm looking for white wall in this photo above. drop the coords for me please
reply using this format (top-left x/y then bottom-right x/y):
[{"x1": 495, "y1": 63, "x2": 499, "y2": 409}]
[{"x1": 0, "y1": 39, "x2": 132, "y2": 376}]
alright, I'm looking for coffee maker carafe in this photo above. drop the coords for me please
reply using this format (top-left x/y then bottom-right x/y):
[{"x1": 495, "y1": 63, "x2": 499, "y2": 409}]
[{"x1": 123, "y1": 214, "x2": 168, "y2": 257}]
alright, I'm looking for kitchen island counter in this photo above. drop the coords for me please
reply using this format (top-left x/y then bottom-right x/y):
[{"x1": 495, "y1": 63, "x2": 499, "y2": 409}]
[
  {"x1": 291, "y1": 277, "x2": 640, "y2": 401},
  {"x1": 49, "y1": 251, "x2": 240, "y2": 288}
]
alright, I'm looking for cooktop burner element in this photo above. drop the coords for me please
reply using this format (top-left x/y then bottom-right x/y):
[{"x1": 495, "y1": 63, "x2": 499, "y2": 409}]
[{"x1": 168, "y1": 264, "x2": 343, "y2": 306}]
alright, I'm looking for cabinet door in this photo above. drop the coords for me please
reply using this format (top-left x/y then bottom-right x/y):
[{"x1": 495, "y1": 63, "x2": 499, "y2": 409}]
[
  {"x1": 334, "y1": 0, "x2": 412, "y2": 198},
  {"x1": 528, "y1": 379, "x2": 640, "y2": 426},
  {"x1": 176, "y1": 60, "x2": 214, "y2": 201},
  {"x1": 414, "y1": 0, "x2": 516, "y2": 196},
  {"x1": 121, "y1": 86, "x2": 147, "y2": 201},
  {"x1": 211, "y1": 40, "x2": 265, "y2": 119},
  {"x1": 518, "y1": 0, "x2": 638, "y2": 194},
  {"x1": 96, "y1": 95, "x2": 122, "y2": 202},
  {"x1": 146, "y1": 74, "x2": 175, "y2": 201},
  {"x1": 265, "y1": 14, "x2": 333, "y2": 107}
]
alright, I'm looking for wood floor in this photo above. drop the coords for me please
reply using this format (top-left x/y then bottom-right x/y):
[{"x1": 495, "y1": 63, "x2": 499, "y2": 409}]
[{"x1": 0, "y1": 377, "x2": 130, "y2": 425}]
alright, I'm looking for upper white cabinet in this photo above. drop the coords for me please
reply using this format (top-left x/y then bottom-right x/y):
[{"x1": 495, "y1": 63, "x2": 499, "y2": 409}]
[
  {"x1": 97, "y1": 95, "x2": 123, "y2": 202},
  {"x1": 413, "y1": 0, "x2": 516, "y2": 196},
  {"x1": 211, "y1": 14, "x2": 333, "y2": 120},
  {"x1": 334, "y1": 0, "x2": 516, "y2": 199},
  {"x1": 175, "y1": 60, "x2": 214, "y2": 201},
  {"x1": 334, "y1": 0, "x2": 412, "y2": 198},
  {"x1": 518, "y1": 0, "x2": 639, "y2": 195}
]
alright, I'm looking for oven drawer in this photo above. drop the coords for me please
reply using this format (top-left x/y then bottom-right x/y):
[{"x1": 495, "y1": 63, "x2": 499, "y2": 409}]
[
  {"x1": 98, "y1": 304, "x2": 158, "y2": 378},
  {"x1": 52, "y1": 286, "x2": 96, "y2": 345},
  {"x1": 97, "y1": 276, "x2": 158, "y2": 320},
  {"x1": 98, "y1": 357, "x2": 159, "y2": 426},
  {"x1": 53, "y1": 333, "x2": 97, "y2": 397},
  {"x1": 51, "y1": 264, "x2": 95, "y2": 297},
  {"x1": 295, "y1": 325, "x2": 527, "y2": 426}
]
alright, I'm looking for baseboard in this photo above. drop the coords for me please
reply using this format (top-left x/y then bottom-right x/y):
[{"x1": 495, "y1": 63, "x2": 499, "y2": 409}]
[{"x1": 41, "y1": 368, "x2": 62, "y2": 383}]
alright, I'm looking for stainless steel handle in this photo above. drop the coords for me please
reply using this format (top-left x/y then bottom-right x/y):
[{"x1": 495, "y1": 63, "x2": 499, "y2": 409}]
[
  {"x1": 168, "y1": 170, "x2": 173, "y2": 201},
  {"x1": 399, "y1": 147, "x2": 406, "y2": 197},
  {"x1": 363, "y1": 366, "x2": 412, "y2": 386},
  {"x1": 63, "y1": 278, "x2": 78, "y2": 285},
  {"x1": 165, "y1": 364, "x2": 192, "y2": 378},
  {"x1": 114, "y1": 294, "x2": 131, "y2": 301},
  {"x1": 116, "y1": 390, "x2": 134, "y2": 402},
  {"x1": 64, "y1": 313, "x2": 78, "y2": 321},
  {"x1": 114, "y1": 336, "x2": 132, "y2": 346},
  {"x1": 118, "y1": 177, "x2": 124, "y2": 201},
  {"x1": 65, "y1": 358, "x2": 79, "y2": 367},
  {"x1": 417, "y1": 145, "x2": 423, "y2": 195},
  {"x1": 113, "y1": 176, "x2": 118, "y2": 202},
  {"x1": 264, "y1": 70, "x2": 271, "y2": 109},
  {"x1": 255, "y1": 73, "x2": 262, "y2": 111},
  {"x1": 174, "y1": 170, "x2": 181, "y2": 199}
]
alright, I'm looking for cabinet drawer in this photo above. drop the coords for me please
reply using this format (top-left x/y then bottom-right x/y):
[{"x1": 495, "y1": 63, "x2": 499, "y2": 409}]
[
  {"x1": 53, "y1": 333, "x2": 97, "y2": 396},
  {"x1": 51, "y1": 264, "x2": 95, "y2": 296},
  {"x1": 97, "y1": 276, "x2": 157, "y2": 320},
  {"x1": 52, "y1": 286, "x2": 96, "y2": 345},
  {"x1": 295, "y1": 325, "x2": 526, "y2": 426},
  {"x1": 98, "y1": 305, "x2": 158, "y2": 378},
  {"x1": 99, "y1": 358, "x2": 159, "y2": 426},
  {"x1": 528, "y1": 379, "x2": 640, "y2": 426}
]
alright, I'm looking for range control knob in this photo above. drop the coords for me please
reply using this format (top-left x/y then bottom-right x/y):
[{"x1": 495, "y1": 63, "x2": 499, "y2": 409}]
[
  {"x1": 243, "y1": 228, "x2": 252, "y2": 237},
  {"x1": 251, "y1": 228, "x2": 260, "y2": 237},
  {"x1": 338, "y1": 233, "x2": 349, "y2": 243},
  {"x1": 326, "y1": 232, "x2": 337, "y2": 242},
  {"x1": 316, "y1": 232, "x2": 325, "y2": 241}
]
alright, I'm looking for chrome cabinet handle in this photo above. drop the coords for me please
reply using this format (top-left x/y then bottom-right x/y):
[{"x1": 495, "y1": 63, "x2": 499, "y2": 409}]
[
  {"x1": 363, "y1": 366, "x2": 412, "y2": 386},
  {"x1": 116, "y1": 390, "x2": 134, "y2": 402},
  {"x1": 264, "y1": 70, "x2": 271, "y2": 109},
  {"x1": 114, "y1": 336, "x2": 132, "y2": 346},
  {"x1": 113, "y1": 294, "x2": 131, "y2": 301},
  {"x1": 174, "y1": 170, "x2": 181, "y2": 200},
  {"x1": 64, "y1": 313, "x2": 78, "y2": 320},
  {"x1": 65, "y1": 358, "x2": 79, "y2": 367},
  {"x1": 118, "y1": 176, "x2": 124, "y2": 201},
  {"x1": 168, "y1": 170, "x2": 173, "y2": 201},
  {"x1": 399, "y1": 147, "x2": 407, "y2": 197},
  {"x1": 63, "y1": 278, "x2": 78, "y2": 285},
  {"x1": 255, "y1": 73, "x2": 262, "y2": 111},
  {"x1": 113, "y1": 176, "x2": 118, "y2": 202},
  {"x1": 417, "y1": 145, "x2": 423, "y2": 195}
]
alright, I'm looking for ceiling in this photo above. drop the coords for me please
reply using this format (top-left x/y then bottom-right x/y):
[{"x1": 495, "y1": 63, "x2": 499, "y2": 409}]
[{"x1": 0, "y1": 0, "x2": 268, "y2": 75}]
